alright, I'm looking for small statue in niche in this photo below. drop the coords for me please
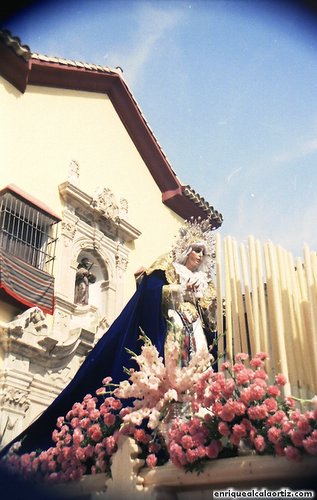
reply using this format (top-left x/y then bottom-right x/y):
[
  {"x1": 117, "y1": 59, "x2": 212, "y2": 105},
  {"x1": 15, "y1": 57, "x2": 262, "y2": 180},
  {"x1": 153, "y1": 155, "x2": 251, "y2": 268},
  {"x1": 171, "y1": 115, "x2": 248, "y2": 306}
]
[{"x1": 74, "y1": 258, "x2": 96, "y2": 305}]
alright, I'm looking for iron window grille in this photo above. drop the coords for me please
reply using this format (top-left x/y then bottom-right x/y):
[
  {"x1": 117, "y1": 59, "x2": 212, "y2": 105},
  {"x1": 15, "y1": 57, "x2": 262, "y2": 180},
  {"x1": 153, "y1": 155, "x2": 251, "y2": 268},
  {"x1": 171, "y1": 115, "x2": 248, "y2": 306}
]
[{"x1": 0, "y1": 190, "x2": 58, "y2": 275}]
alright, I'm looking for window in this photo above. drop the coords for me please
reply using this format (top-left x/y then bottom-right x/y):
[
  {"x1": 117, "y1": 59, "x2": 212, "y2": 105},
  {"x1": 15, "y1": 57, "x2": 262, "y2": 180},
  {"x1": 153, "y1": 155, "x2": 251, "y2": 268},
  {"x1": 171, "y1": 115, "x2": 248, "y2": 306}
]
[{"x1": 0, "y1": 186, "x2": 59, "y2": 275}]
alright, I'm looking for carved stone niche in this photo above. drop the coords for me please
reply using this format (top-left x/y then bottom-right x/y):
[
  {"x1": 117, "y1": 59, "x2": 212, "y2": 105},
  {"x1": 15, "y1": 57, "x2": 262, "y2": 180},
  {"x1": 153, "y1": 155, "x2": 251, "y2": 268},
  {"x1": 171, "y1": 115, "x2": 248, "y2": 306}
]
[{"x1": 56, "y1": 181, "x2": 141, "y2": 339}]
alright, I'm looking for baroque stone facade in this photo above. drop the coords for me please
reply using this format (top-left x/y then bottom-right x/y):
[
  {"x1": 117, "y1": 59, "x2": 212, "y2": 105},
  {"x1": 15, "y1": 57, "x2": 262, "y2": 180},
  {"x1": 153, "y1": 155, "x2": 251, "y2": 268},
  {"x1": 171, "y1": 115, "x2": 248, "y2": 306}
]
[{"x1": 0, "y1": 174, "x2": 141, "y2": 448}]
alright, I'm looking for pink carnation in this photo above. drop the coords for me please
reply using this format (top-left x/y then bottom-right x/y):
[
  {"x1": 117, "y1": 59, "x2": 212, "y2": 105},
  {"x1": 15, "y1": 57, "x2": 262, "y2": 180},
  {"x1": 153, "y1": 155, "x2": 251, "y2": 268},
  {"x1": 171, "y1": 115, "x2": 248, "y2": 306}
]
[
  {"x1": 218, "y1": 421, "x2": 230, "y2": 437},
  {"x1": 267, "y1": 426, "x2": 282, "y2": 444},
  {"x1": 56, "y1": 416, "x2": 65, "y2": 429},
  {"x1": 254, "y1": 435, "x2": 266, "y2": 452},
  {"x1": 297, "y1": 417, "x2": 312, "y2": 434},
  {"x1": 235, "y1": 353, "x2": 249, "y2": 362},
  {"x1": 236, "y1": 370, "x2": 251, "y2": 386},
  {"x1": 89, "y1": 409, "x2": 100, "y2": 420},
  {"x1": 181, "y1": 435, "x2": 194, "y2": 449},
  {"x1": 86, "y1": 399, "x2": 97, "y2": 411},
  {"x1": 134, "y1": 428, "x2": 151, "y2": 444},
  {"x1": 289, "y1": 430, "x2": 305, "y2": 447},
  {"x1": 240, "y1": 388, "x2": 252, "y2": 405},
  {"x1": 197, "y1": 445, "x2": 207, "y2": 458},
  {"x1": 95, "y1": 387, "x2": 106, "y2": 396},
  {"x1": 222, "y1": 379, "x2": 236, "y2": 398},
  {"x1": 250, "y1": 384, "x2": 266, "y2": 401},
  {"x1": 250, "y1": 358, "x2": 264, "y2": 368},
  {"x1": 146, "y1": 454, "x2": 157, "y2": 468},
  {"x1": 79, "y1": 417, "x2": 91, "y2": 429},
  {"x1": 284, "y1": 445, "x2": 301, "y2": 462},
  {"x1": 264, "y1": 398, "x2": 278, "y2": 413},
  {"x1": 75, "y1": 447, "x2": 86, "y2": 461},
  {"x1": 70, "y1": 417, "x2": 80, "y2": 429},
  {"x1": 229, "y1": 433, "x2": 241, "y2": 446},
  {"x1": 254, "y1": 369, "x2": 268, "y2": 380},
  {"x1": 233, "y1": 401, "x2": 246, "y2": 417},
  {"x1": 104, "y1": 413, "x2": 116, "y2": 426},
  {"x1": 285, "y1": 397, "x2": 296, "y2": 409},
  {"x1": 267, "y1": 385, "x2": 280, "y2": 397},
  {"x1": 282, "y1": 420, "x2": 293, "y2": 433},
  {"x1": 232, "y1": 423, "x2": 247, "y2": 439},
  {"x1": 220, "y1": 401, "x2": 235, "y2": 422},
  {"x1": 247, "y1": 404, "x2": 268, "y2": 421},
  {"x1": 254, "y1": 352, "x2": 269, "y2": 360},
  {"x1": 206, "y1": 440, "x2": 221, "y2": 458},
  {"x1": 275, "y1": 373, "x2": 287, "y2": 386},
  {"x1": 186, "y1": 448, "x2": 200, "y2": 463},
  {"x1": 232, "y1": 363, "x2": 245, "y2": 373},
  {"x1": 73, "y1": 427, "x2": 84, "y2": 445},
  {"x1": 104, "y1": 435, "x2": 117, "y2": 455},
  {"x1": 102, "y1": 376, "x2": 112, "y2": 385},
  {"x1": 303, "y1": 436, "x2": 317, "y2": 455},
  {"x1": 87, "y1": 423, "x2": 103, "y2": 442},
  {"x1": 111, "y1": 399, "x2": 122, "y2": 410},
  {"x1": 274, "y1": 443, "x2": 285, "y2": 457},
  {"x1": 52, "y1": 429, "x2": 60, "y2": 443},
  {"x1": 272, "y1": 410, "x2": 287, "y2": 423}
]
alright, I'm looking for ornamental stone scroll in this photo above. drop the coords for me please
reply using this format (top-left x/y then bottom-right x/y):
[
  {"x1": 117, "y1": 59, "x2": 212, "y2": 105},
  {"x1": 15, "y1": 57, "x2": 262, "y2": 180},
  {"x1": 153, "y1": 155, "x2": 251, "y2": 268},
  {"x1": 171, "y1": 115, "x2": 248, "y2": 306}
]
[{"x1": 91, "y1": 187, "x2": 119, "y2": 220}]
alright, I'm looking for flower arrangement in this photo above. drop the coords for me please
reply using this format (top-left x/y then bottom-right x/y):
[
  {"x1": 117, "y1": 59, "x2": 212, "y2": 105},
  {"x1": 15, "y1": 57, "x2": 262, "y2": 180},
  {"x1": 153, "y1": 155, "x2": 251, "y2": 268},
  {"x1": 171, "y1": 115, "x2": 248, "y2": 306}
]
[
  {"x1": 1, "y1": 337, "x2": 317, "y2": 483},
  {"x1": 168, "y1": 351, "x2": 317, "y2": 472},
  {"x1": 114, "y1": 332, "x2": 212, "y2": 429},
  {"x1": 2, "y1": 388, "x2": 122, "y2": 483}
]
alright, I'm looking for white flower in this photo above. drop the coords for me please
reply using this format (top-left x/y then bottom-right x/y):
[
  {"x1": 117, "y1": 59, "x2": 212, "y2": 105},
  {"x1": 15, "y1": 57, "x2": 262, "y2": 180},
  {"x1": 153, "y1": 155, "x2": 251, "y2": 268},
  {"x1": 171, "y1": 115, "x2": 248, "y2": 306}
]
[
  {"x1": 115, "y1": 336, "x2": 214, "y2": 433},
  {"x1": 148, "y1": 408, "x2": 162, "y2": 429},
  {"x1": 164, "y1": 389, "x2": 178, "y2": 402}
]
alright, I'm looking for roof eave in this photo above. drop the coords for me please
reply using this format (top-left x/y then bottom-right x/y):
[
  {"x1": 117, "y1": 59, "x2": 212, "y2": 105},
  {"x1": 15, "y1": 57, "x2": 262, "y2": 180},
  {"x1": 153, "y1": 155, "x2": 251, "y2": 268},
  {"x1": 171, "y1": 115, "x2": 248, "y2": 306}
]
[
  {"x1": 0, "y1": 36, "x2": 30, "y2": 92},
  {"x1": 162, "y1": 188, "x2": 223, "y2": 228}
]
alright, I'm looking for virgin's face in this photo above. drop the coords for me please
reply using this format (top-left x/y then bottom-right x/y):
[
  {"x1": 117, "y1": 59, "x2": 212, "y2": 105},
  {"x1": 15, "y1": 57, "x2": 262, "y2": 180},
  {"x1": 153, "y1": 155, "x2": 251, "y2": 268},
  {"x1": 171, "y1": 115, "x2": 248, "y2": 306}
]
[{"x1": 185, "y1": 246, "x2": 205, "y2": 272}]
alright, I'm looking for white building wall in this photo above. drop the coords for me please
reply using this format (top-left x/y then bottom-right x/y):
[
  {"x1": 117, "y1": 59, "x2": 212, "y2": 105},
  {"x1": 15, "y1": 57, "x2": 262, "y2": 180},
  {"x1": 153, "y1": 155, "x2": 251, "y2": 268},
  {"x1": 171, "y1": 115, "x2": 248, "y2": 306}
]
[{"x1": 0, "y1": 73, "x2": 183, "y2": 448}]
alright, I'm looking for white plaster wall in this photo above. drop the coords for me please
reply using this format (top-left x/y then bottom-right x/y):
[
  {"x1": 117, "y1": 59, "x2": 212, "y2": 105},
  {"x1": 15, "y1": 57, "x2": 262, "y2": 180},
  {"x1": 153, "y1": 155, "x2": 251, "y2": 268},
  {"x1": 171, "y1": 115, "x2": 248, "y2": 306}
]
[{"x1": 0, "y1": 76, "x2": 182, "y2": 305}]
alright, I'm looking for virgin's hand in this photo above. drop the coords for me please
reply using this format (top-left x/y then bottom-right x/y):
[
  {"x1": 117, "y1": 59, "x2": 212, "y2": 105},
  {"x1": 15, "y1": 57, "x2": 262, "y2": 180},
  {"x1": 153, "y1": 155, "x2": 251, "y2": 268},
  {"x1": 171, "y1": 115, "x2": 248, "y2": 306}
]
[{"x1": 185, "y1": 279, "x2": 199, "y2": 292}]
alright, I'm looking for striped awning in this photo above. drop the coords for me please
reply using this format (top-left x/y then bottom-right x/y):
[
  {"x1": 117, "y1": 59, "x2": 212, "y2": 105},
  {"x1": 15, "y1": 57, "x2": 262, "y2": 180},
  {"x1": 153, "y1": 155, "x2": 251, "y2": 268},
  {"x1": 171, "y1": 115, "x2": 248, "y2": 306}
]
[{"x1": 0, "y1": 250, "x2": 55, "y2": 314}]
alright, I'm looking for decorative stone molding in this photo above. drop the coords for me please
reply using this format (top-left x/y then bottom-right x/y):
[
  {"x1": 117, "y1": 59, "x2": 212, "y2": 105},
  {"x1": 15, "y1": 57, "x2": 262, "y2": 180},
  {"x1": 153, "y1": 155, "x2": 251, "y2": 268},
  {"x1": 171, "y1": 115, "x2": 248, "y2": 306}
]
[
  {"x1": 59, "y1": 181, "x2": 141, "y2": 243},
  {"x1": 91, "y1": 187, "x2": 119, "y2": 220},
  {"x1": 67, "y1": 159, "x2": 80, "y2": 187},
  {"x1": 0, "y1": 388, "x2": 30, "y2": 412},
  {"x1": 0, "y1": 314, "x2": 97, "y2": 372},
  {"x1": 7, "y1": 307, "x2": 49, "y2": 340},
  {"x1": 61, "y1": 220, "x2": 77, "y2": 242},
  {"x1": 115, "y1": 254, "x2": 128, "y2": 271},
  {"x1": 0, "y1": 310, "x2": 102, "y2": 447},
  {"x1": 119, "y1": 198, "x2": 128, "y2": 219}
]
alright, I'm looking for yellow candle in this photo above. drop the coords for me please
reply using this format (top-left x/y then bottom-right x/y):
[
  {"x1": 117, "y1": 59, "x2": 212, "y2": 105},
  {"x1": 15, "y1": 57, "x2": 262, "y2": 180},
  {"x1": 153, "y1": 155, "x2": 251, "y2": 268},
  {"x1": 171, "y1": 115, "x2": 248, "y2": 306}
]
[
  {"x1": 216, "y1": 233, "x2": 224, "y2": 362},
  {"x1": 267, "y1": 242, "x2": 291, "y2": 396},
  {"x1": 248, "y1": 236, "x2": 261, "y2": 354}
]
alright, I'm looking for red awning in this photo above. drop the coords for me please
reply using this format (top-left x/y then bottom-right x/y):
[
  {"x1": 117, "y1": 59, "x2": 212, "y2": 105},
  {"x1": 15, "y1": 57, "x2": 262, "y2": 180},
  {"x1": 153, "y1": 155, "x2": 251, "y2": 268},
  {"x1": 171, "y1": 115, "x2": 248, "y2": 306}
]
[{"x1": 0, "y1": 250, "x2": 55, "y2": 314}]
